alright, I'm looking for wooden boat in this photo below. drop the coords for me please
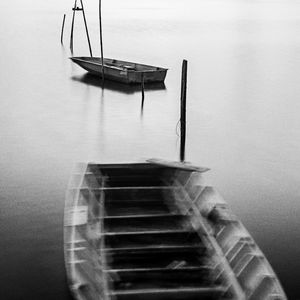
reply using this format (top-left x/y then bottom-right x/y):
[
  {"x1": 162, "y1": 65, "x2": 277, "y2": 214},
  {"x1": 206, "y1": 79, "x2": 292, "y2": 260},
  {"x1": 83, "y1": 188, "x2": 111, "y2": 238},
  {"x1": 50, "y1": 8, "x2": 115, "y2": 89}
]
[
  {"x1": 70, "y1": 57, "x2": 168, "y2": 84},
  {"x1": 64, "y1": 159, "x2": 287, "y2": 300}
]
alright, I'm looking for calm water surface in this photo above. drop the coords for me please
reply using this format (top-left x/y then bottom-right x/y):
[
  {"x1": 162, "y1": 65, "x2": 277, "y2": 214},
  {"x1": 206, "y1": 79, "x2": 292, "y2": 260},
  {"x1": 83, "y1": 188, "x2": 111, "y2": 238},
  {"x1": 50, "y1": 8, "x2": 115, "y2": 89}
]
[{"x1": 1, "y1": 0, "x2": 300, "y2": 298}]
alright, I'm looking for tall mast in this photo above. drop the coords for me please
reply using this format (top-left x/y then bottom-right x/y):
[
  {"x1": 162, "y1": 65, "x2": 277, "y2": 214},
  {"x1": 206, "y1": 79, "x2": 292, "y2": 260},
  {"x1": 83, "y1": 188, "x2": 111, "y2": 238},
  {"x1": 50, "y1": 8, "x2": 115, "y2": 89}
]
[{"x1": 99, "y1": 0, "x2": 105, "y2": 81}]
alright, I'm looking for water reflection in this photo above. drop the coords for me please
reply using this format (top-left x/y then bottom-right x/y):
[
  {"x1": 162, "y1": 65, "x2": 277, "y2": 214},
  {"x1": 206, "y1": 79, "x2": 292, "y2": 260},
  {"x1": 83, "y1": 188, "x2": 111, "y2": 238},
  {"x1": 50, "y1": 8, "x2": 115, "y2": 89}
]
[
  {"x1": 71, "y1": 73, "x2": 166, "y2": 94},
  {"x1": 140, "y1": 96, "x2": 145, "y2": 118}
]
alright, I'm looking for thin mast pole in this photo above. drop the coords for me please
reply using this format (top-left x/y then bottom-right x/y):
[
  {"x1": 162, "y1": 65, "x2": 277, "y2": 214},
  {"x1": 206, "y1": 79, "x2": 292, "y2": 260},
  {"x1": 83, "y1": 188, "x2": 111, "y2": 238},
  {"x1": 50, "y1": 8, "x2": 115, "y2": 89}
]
[
  {"x1": 61, "y1": 14, "x2": 66, "y2": 44},
  {"x1": 80, "y1": 0, "x2": 93, "y2": 57},
  {"x1": 70, "y1": 0, "x2": 77, "y2": 54},
  {"x1": 180, "y1": 60, "x2": 187, "y2": 162},
  {"x1": 99, "y1": 0, "x2": 105, "y2": 81}
]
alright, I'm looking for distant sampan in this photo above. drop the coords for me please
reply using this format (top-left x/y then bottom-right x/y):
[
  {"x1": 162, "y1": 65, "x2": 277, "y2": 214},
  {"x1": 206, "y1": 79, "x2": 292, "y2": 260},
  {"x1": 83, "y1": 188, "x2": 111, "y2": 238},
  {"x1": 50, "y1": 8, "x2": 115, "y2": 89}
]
[{"x1": 70, "y1": 57, "x2": 168, "y2": 84}]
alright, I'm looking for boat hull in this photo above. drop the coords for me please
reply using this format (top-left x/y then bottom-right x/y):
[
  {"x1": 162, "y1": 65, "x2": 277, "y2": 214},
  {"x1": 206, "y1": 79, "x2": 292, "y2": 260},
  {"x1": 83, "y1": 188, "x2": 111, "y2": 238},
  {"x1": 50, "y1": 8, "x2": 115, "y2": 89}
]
[
  {"x1": 64, "y1": 160, "x2": 287, "y2": 300},
  {"x1": 70, "y1": 57, "x2": 168, "y2": 84}
]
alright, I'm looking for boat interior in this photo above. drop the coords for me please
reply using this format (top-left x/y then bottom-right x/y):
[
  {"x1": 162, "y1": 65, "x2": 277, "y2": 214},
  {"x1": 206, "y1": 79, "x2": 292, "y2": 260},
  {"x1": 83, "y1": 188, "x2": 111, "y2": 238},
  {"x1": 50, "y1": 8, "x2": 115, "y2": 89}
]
[
  {"x1": 64, "y1": 162, "x2": 287, "y2": 300},
  {"x1": 73, "y1": 57, "x2": 166, "y2": 72}
]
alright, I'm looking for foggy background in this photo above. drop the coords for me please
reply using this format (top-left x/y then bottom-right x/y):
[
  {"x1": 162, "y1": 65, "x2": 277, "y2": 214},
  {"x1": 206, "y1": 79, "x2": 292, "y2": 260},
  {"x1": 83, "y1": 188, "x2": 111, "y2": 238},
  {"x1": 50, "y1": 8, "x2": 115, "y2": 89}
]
[{"x1": 1, "y1": 0, "x2": 300, "y2": 298}]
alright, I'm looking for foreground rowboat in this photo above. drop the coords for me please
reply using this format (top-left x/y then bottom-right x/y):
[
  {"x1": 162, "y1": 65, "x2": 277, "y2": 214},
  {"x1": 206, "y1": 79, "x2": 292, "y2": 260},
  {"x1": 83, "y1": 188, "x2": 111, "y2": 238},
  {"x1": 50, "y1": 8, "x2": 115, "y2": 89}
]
[
  {"x1": 64, "y1": 159, "x2": 287, "y2": 300},
  {"x1": 70, "y1": 57, "x2": 168, "y2": 84}
]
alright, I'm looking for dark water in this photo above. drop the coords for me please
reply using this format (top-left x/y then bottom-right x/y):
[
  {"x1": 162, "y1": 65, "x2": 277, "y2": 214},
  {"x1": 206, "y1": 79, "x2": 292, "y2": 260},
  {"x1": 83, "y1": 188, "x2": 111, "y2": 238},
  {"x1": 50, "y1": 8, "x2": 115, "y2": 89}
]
[{"x1": 1, "y1": 0, "x2": 300, "y2": 298}]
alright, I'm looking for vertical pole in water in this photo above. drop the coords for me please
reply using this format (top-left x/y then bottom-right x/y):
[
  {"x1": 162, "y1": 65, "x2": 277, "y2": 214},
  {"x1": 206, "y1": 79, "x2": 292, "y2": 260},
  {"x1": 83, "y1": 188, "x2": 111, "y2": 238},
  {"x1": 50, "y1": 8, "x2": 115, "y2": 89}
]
[
  {"x1": 140, "y1": 73, "x2": 145, "y2": 115},
  {"x1": 80, "y1": 0, "x2": 93, "y2": 57},
  {"x1": 180, "y1": 60, "x2": 188, "y2": 162},
  {"x1": 61, "y1": 14, "x2": 66, "y2": 44},
  {"x1": 141, "y1": 73, "x2": 145, "y2": 103},
  {"x1": 99, "y1": 0, "x2": 105, "y2": 82},
  {"x1": 70, "y1": 0, "x2": 77, "y2": 54}
]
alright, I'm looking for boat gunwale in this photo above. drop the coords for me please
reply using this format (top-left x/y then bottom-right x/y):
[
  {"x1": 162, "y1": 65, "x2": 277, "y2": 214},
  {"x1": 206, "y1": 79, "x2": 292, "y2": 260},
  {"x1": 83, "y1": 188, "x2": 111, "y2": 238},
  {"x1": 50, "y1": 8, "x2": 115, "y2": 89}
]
[
  {"x1": 170, "y1": 170, "x2": 288, "y2": 300},
  {"x1": 70, "y1": 57, "x2": 168, "y2": 72}
]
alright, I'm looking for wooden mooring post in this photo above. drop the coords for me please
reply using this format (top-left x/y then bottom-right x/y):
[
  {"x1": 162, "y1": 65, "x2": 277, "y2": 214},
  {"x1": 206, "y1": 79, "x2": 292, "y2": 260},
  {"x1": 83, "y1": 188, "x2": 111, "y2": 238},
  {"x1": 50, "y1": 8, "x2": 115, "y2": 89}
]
[
  {"x1": 70, "y1": 0, "x2": 93, "y2": 57},
  {"x1": 61, "y1": 14, "x2": 66, "y2": 44},
  {"x1": 180, "y1": 60, "x2": 188, "y2": 162},
  {"x1": 99, "y1": 0, "x2": 105, "y2": 82},
  {"x1": 80, "y1": 0, "x2": 93, "y2": 57},
  {"x1": 141, "y1": 73, "x2": 145, "y2": 103},
  {"x1": 70, "y1": 0, "x2": 77, "y2": 54}
]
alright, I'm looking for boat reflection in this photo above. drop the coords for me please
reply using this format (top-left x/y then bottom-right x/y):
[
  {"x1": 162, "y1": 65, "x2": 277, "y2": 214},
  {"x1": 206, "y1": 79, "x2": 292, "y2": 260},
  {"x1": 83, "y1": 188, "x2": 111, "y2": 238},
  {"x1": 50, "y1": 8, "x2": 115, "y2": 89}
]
[{"x1": 71, "y1": 74, "x2": 166, "y2": 94}]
